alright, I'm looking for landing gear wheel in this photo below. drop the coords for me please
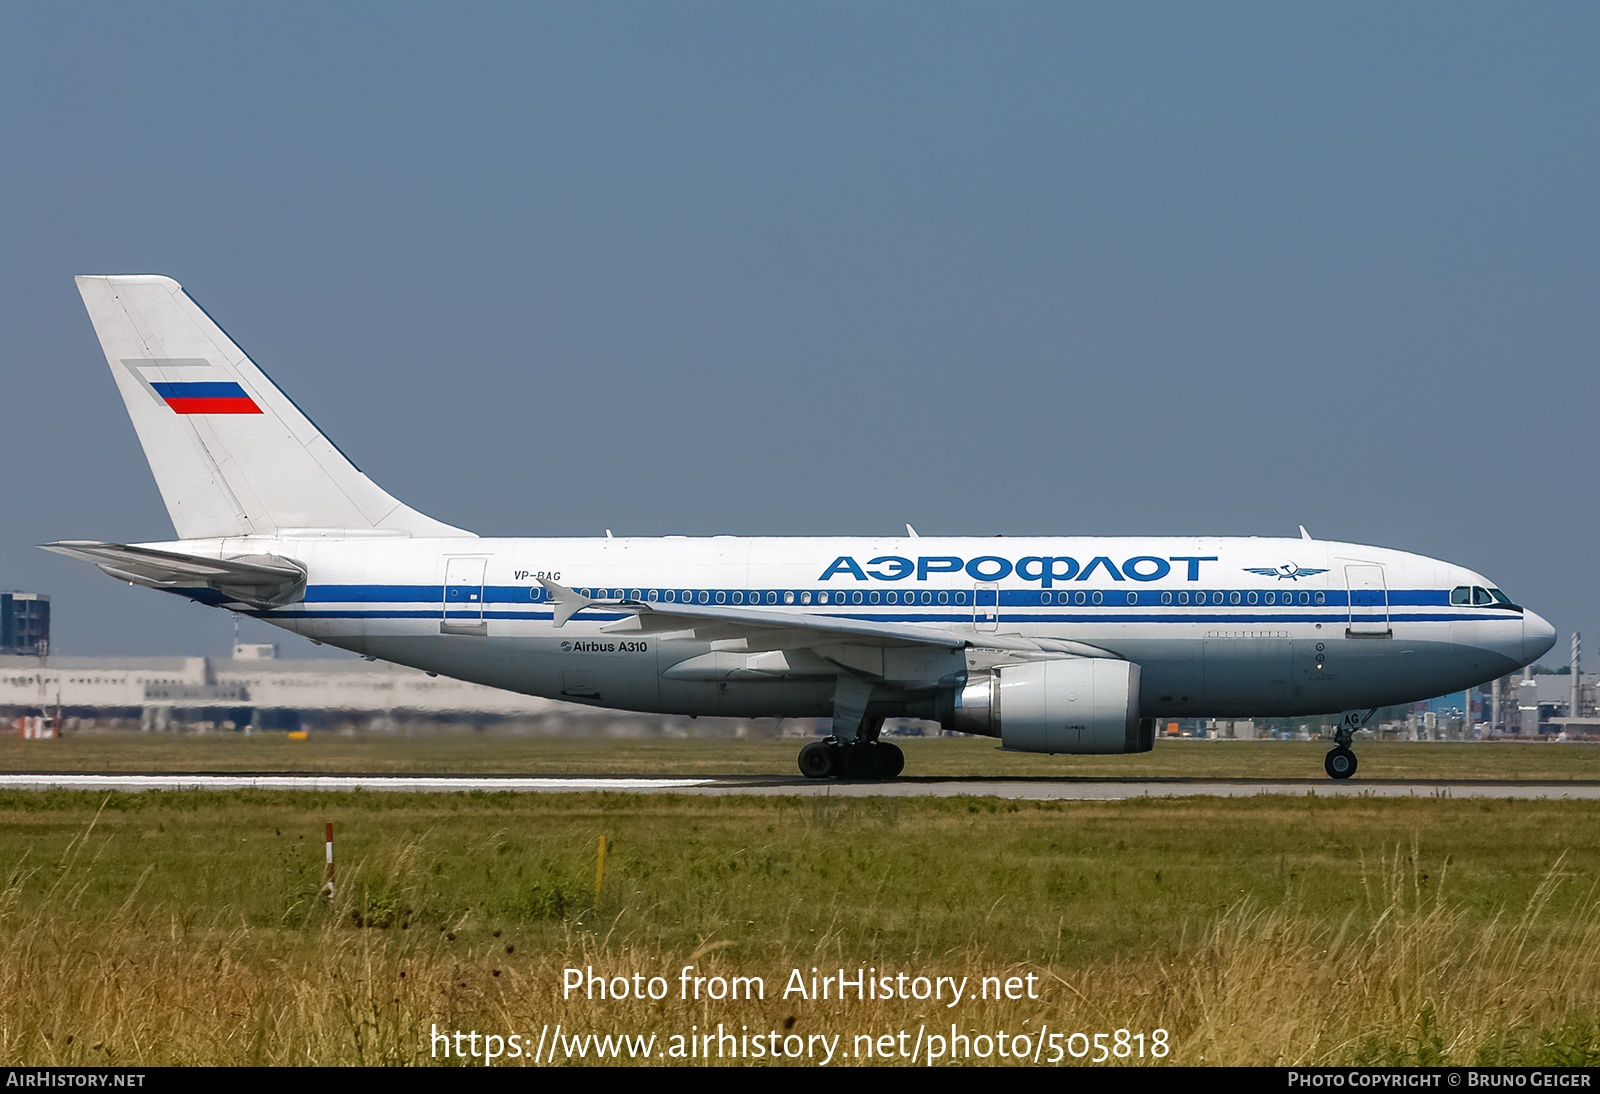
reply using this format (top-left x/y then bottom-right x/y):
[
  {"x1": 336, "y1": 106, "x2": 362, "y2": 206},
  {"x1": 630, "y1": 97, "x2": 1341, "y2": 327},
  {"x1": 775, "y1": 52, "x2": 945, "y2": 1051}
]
[
  {"x1": 799, "y1": 741, "x2": 838, "y2": 779},
  {"x1": 838, "y1": 741, "x2": 905, "y2": 780},
  {"x1": 1324, "y1": 746, "x2": 1358, "y2": 780},
  {"x1": 879, "y1": 742, "x2": 904, "y2": 778},
  {"x1": 842, "y1": 743, "x2": 882, "y2": 779}
]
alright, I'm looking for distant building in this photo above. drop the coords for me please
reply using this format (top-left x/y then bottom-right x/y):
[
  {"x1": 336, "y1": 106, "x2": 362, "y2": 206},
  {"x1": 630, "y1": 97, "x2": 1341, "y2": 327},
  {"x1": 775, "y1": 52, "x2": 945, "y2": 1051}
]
[
  {"x1": 0, "y1": 643, "x2": 777, "y2": 737},
  {"x1": 0, "y1": 594, "x2": 48, "y2": 657},
  {"x1": 0, "y1": 643, "x2": 564, "y2": 729}
]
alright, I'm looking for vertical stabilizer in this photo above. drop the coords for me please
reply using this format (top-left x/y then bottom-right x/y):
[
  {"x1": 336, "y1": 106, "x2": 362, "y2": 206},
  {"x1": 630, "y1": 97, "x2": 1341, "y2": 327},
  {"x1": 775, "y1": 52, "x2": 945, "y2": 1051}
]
[{"x1": 76, "y1": 275, "x2": 473, "y2": 540}]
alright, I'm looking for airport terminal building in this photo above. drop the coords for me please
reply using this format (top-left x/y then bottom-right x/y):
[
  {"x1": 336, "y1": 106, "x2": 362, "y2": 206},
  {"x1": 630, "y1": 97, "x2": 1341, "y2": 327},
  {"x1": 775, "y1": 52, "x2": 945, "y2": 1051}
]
[{"x1": 0, "y1": 643, "x2": 599, "y2": 734}]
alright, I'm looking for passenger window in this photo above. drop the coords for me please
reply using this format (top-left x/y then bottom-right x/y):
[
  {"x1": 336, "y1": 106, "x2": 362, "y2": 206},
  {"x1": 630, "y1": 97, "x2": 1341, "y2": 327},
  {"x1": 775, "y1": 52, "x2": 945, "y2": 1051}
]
[
  {"x1": 1126, "y1": 592, "x2": 1137, "y2": 605},
  {"x1": 785, "y1": 591, "x2": 795, "y2": 604},
  {"x1": 1092, "y1": 591, "x2": 1103, "y2": 605},
  {"x1": 1314, "y1": 591, "x2": 1326, "y2": 605},
  {"x1": 1230, "y1": 591, "x2": 1241, "y2": 605},
  {"x1": 1161, "y1": 592, "x2": 1172, "y2": 605},
  {"x1": 800, "y1": 591, "x2": 811, "y2": 604},
  {"x1": 852, "y1": 591, "x2": 863, "y2": 605},
  {"x1": 1246, "y1": 591, "x2": 1258, "y2": 605}
]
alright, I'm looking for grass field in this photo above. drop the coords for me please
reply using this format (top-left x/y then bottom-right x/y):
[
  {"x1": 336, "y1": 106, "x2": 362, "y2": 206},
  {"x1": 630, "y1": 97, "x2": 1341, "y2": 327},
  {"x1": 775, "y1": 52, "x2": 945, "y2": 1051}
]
[
  {"x1": 5, "y1": 728, "x2": 1600, "y2": 783},
  {"x1": 2, "y1": 732, "x2": 1599, "y2": 1066}
]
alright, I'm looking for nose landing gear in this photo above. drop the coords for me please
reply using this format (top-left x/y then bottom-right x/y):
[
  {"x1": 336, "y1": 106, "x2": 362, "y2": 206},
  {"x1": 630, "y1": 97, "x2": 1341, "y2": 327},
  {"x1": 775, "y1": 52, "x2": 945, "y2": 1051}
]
[
  {"x1": 1324, "y1": 709, "x2": 1374, "y2": 780},
  {"x1": 1324, "y1": 746, "x2": 1357, "y2": 779}
]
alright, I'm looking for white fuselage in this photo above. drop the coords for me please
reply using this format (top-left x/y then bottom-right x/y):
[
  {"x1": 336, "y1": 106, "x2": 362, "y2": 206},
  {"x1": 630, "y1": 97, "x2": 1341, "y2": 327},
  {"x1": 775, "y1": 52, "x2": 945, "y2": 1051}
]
[{"x1": 152, "y1": 533, "x2": 1553, "y2": 723}]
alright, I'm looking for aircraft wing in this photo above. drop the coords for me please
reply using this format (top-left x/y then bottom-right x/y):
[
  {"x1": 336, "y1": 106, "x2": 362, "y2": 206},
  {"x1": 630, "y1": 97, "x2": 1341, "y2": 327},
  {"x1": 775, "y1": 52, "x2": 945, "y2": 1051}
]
[
  {"x1": 41, "y1": 541, "x2": 307, "y2": 609},
  {"x1": 539, "y1": 579, "x2": 1116, "y2": 659}
]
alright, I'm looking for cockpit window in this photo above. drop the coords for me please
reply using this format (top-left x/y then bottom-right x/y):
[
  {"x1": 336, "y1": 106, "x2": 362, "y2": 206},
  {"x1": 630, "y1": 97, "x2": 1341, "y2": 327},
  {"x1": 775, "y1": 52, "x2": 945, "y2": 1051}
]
[{"x1": 1453, "y1": 584, "x2": 1520, "y2": 609}]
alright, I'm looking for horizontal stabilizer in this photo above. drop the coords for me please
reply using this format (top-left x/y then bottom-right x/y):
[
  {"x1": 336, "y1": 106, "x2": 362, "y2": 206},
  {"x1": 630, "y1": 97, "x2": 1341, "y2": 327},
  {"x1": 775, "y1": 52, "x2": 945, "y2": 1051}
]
[{"x1": 42, "y1": 541, "x2": 307, "y2": 609}]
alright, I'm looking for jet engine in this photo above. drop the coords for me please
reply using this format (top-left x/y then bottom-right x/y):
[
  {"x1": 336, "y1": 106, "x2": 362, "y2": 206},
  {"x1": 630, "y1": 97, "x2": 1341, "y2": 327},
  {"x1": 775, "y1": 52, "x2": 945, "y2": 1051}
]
[{"x1": 937, "y1": 658, "x2": 1154, "y2": 754}]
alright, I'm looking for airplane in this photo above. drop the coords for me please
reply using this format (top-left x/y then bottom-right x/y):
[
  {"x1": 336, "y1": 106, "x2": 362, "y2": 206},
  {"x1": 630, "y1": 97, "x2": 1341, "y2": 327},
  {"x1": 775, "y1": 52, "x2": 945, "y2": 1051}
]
[{"x1": 45, "y1": 275, "x2": 1557, "y2": 781}]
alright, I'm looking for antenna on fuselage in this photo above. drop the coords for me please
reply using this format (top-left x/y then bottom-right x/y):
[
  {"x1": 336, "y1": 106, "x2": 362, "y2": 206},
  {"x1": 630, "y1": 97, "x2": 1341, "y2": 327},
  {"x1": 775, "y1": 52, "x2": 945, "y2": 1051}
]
[{"x1": 1299, "y1": 525, "x2": 1314, "y2": 541}]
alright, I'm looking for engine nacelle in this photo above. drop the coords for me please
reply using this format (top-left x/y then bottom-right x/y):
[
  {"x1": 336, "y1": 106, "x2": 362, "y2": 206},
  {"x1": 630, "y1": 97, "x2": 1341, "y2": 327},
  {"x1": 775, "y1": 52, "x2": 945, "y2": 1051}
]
[{"x1": 938, "y1": 659, "x2": 1153, "y2": 754}]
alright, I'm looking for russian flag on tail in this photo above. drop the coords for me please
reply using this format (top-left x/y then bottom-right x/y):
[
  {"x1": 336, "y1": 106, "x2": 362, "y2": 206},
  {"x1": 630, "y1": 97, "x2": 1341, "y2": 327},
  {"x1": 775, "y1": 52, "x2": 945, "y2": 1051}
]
[{"x1": 151, "y1": 381, "x2": 262, "y2": 415}]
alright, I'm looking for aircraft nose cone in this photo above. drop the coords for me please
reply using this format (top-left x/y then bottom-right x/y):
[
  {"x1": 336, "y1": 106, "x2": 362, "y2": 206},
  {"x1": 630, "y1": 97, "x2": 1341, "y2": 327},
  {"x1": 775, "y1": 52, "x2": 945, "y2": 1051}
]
[{"x1": 1522, "y1": 609, "x2": 1557, "y2": 666}]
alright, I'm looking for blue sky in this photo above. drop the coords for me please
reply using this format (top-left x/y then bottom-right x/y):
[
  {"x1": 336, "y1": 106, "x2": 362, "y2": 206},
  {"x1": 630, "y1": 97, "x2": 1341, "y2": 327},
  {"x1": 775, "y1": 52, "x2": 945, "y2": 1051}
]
[{"x1": 4, "y1": 3, "x2": 1596, "y2": 661}]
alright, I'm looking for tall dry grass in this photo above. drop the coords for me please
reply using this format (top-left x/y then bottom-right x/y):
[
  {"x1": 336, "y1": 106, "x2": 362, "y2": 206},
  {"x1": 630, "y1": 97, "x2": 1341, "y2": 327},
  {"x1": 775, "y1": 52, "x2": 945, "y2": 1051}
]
[
  {"x1": 1118, "y1": 841, "x2": 1600, "y2": 1065},
  {"x1": 2, "y1": 816, "x2": 1598, "y2": 1065}
]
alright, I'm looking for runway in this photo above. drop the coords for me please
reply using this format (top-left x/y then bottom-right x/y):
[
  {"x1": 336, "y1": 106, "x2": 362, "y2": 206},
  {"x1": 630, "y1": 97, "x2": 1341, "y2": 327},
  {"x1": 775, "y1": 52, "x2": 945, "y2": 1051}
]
[{"x1": 3, "y1": 772, "x2": 1599, "y2": 799}]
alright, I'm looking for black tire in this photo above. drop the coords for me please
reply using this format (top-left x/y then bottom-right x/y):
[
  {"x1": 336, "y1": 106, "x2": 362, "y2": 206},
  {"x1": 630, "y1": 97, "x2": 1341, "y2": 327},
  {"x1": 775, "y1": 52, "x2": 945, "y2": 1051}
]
[
  {"x1": 841, "y1": 743, "x2": 883, "y2": 780},
  {"x1": 798, "y1": 741, "x2": 837, "y2": 779},
  {"x1": 1324, "y1": 746, "x2": 1358, "y2": 780},
  {"x1": 880, "y1": 742, "x2": 905, "y2": 778}
]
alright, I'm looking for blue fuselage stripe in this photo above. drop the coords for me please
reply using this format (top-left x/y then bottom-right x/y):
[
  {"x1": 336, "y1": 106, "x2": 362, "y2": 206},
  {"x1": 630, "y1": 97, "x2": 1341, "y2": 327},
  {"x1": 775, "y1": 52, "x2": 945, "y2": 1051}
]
[{"x1": 260, "y1": 585, "x2": 1505, "y2": 626}]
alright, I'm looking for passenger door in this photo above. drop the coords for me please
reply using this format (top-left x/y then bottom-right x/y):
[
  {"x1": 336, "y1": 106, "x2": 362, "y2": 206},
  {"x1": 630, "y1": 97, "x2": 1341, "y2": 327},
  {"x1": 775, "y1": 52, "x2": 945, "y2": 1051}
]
[
  {"x1": 1345, "y1": 564, "x2": 1390, "y2": 637},
  {"x1": 442, "y1": 556, "x2": 488, "y2": 635}
]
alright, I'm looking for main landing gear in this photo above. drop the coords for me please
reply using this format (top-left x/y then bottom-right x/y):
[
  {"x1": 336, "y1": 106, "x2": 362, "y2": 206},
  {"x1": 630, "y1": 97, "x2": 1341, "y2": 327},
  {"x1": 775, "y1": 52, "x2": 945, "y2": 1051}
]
[
  {"x1": 801, "y1": 678, "x2": 906, "y2": 780},
  {"x1": 1324, "y1": 709, "x2": 1373, "y2": 780},
  {"x1": 798, "y1": 738, "x2": 905, "y2": 780}
]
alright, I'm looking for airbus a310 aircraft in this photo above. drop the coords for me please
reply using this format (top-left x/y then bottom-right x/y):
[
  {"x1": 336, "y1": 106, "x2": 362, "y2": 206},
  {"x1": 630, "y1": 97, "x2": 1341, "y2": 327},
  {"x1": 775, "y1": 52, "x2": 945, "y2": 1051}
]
[{"x1": 47, "y1": 276, "x2": 1556, "y2": 780}]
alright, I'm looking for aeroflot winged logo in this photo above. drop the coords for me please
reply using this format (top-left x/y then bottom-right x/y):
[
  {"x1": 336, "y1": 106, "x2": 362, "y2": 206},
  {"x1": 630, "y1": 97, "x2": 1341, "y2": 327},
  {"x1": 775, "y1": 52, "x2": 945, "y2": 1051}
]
[
  {"x1": 120, "y1": 358, "x2": 263, "y2": 415},
  {"x1": 1242, "y1": 562, "x2": 1328, "y2": 581}
]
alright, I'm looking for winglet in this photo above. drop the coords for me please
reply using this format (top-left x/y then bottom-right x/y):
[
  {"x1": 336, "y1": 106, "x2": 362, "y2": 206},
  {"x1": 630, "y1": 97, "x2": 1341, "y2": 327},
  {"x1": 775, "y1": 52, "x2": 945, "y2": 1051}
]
[{"x1": 540, "y1": 578, "x2": 596, "y2": 627}]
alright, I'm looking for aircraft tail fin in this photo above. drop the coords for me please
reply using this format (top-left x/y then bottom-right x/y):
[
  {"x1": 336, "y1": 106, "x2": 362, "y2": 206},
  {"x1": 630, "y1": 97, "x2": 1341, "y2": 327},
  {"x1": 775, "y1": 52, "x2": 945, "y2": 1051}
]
[{"x1": 74, "y1": 275, "x2": 473, "y2": 540}]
